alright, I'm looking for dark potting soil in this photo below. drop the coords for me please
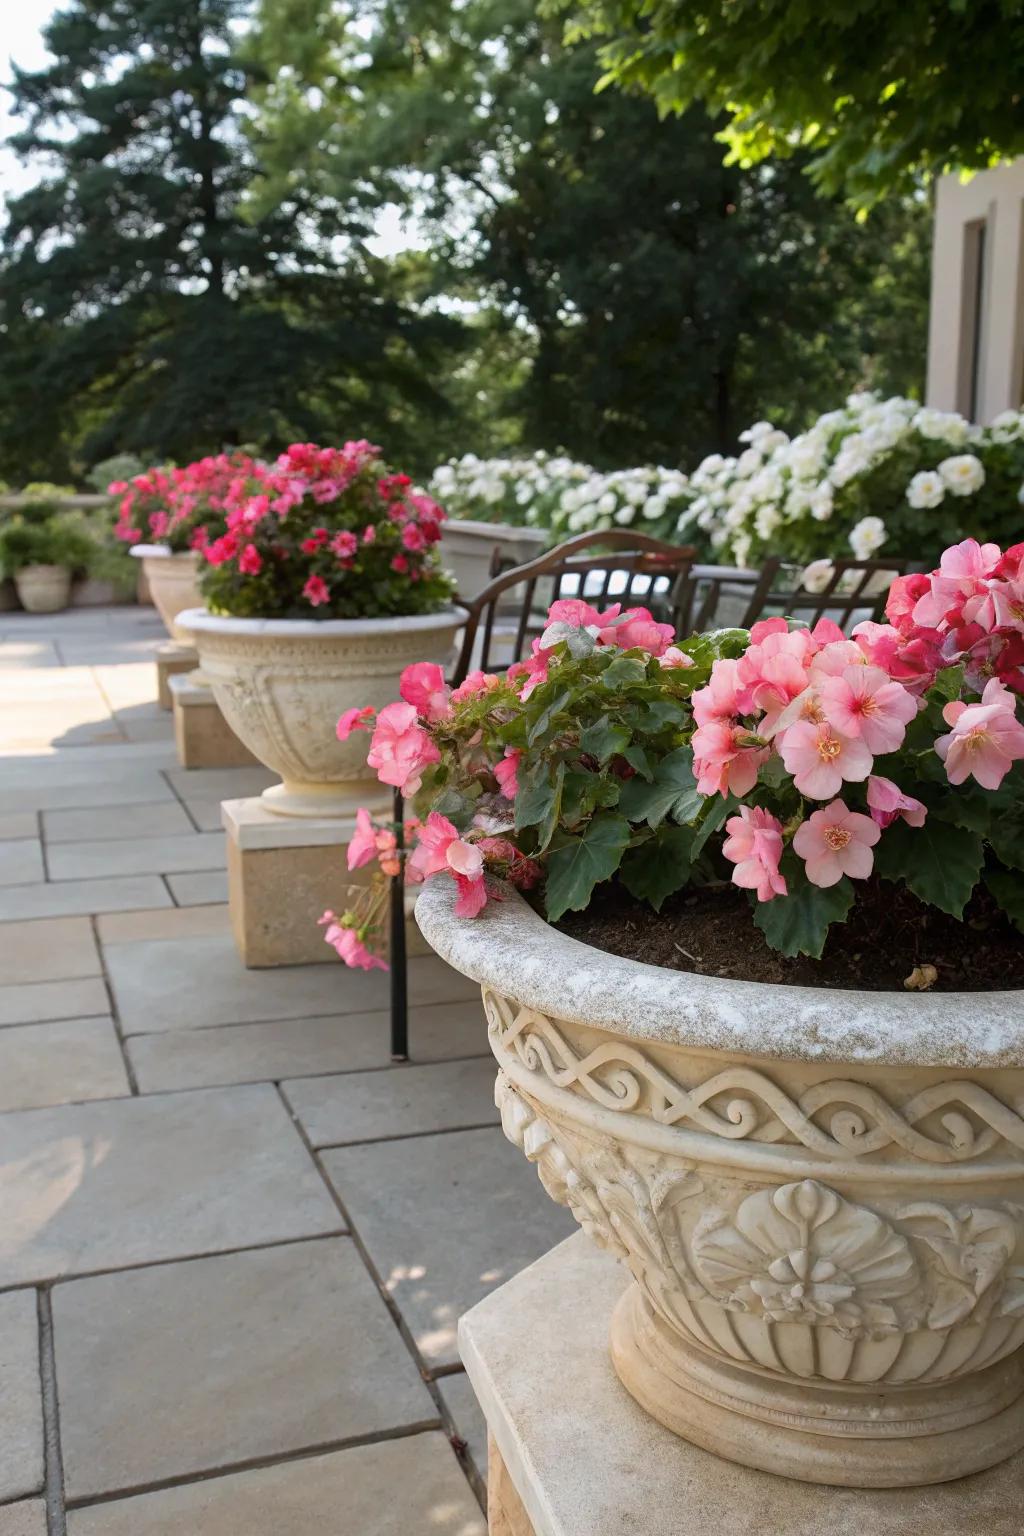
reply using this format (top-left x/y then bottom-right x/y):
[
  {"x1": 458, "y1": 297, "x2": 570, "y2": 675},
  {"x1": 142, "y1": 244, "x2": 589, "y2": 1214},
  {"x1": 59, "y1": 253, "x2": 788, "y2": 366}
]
[{"x1": 555, "y1": 877, "x2": 1024, "y2": 992}]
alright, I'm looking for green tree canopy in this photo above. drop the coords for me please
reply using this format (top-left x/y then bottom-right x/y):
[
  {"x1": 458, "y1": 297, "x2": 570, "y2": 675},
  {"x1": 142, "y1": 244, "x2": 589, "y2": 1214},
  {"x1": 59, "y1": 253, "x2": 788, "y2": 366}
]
[
  {"x1": 250, "y1": 0, "x2": 930, "y2": 467},
  {"x1": 0, "y1": 0, "x2": 460, "y2": 480},
  {"x1": 551, "y1": 0, "x2": 1024, "y2": 205}
]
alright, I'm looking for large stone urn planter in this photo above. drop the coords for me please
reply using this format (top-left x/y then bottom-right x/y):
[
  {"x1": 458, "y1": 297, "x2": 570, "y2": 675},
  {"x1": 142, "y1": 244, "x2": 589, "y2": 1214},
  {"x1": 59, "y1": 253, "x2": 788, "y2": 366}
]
[
  {"x1": 177, "y1": 608, "x2": 464, "y2": 816},
  {"x1": 416, "y1": 878, "x2": 1024, "y2": 1489},
  {"x1": 130, "y1": 545, "x2": 202, "y2": 640},
  {"x1": 440, "y1": 518, "x2": 547, "y2": 603}
]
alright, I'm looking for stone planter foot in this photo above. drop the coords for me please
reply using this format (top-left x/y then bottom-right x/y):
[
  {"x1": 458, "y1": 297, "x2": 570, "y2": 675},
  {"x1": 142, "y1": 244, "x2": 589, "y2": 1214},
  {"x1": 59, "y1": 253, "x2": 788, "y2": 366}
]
[{"x1": 611, "y1": 1283, "x2": 1024, "y2": 1488}]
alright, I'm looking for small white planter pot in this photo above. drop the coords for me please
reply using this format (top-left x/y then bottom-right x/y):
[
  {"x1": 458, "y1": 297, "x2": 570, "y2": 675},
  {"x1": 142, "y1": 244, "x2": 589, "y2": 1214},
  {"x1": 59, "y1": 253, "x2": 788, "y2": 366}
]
[
  {"x1": 417, "y1": 878, "x2": 1024, "y2": 1488},
  {"x1": 130, "y1": 545, "x2": 202, "y2": 640},
  {"x1": 440, "y1": 519, "x2": 547, "y2": 604},
  {"x1": 177, "y1": 608, "x2": 464, "y2": 817},
  {"x1": 14, "y1": 564, "x2": 72, "y2": 613}
]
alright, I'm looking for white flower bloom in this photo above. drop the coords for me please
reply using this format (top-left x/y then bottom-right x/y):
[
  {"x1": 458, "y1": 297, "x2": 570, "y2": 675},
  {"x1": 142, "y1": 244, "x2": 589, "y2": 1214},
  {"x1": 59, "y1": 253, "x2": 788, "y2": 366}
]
[
  {"x1": 735, "y1": 447, "x2": 763, "y2": 477},
  {"x1": 801, "y1": 558, "x2": 836, "y2": 594},
  {"x1": 754, "y1": 504, "x2": 781, "y2": 539},
  {"x1": 597, "y1": 492, "x2": 616, "y2": 514},
  {"x1": 642, "y1": 494, "x2": 667, "y2": 521},
  {"x1": 614, "y1": 506, "x2": 635, "y2": 525},
  {"x1": 739, "y1": 421, "x2": 774, "y2": 444},
  {"x1": 913, "y1": 407, "x2": 971, "y2": 447},
  {"x1": 732, "y1": 533, "x2": 752, "y2": 566},
  {"x1": 758, "y1": 429, "x2": 790, "y2": 455},
  {"x1": 938, "y1": 453, "x2": 985, "y2": 496},
  {"x1": 829, "y1": 444, "x2": 873, "y2": 486},
  {"x1": 906, "y1": 470, "x2": 945, "y2": 509},
  {"x1": 849, "y1": 515, "x2": 887, "y2": 559},
  {"x1": 990, "y1": 409, "x2": 1023, "y2": 444}
]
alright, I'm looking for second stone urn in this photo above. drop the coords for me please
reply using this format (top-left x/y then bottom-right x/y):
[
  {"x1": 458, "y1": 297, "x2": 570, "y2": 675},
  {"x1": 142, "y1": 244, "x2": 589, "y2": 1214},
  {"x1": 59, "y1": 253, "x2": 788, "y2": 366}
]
[
  {"x1": 416, "y1": 877, "x2": 1024, "y2": 1488},
  {"x1": 130, "y1": 545, "x2": 202, "y2": 640},
  {"x1": 177, "y1": 608, "x2": 464, "y2": 816}
]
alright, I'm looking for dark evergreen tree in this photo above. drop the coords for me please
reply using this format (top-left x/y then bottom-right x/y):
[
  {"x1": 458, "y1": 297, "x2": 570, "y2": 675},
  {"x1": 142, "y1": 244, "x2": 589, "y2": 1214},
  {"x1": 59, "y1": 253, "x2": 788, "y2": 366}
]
[
  {"x1": 250, "y1": 0, "x2": 931, "y2": 469},
  {"x1": 0, "y1": 0, "x2": 460, "y2": 479}
]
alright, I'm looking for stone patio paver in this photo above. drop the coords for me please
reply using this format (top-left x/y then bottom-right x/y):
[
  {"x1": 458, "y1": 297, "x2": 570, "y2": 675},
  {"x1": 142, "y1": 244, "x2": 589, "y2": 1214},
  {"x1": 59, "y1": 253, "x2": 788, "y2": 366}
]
[
  {"x1": 42, "y1": 802, "x2": 194, "y2": 843},
  {"x1": 284, "y1": 1057, "x2": 499, "y2": 1147},
  {"x1": 47, "y1": 831, "x2": 224, "y2": 881},
  {"x1": 0, "y1": 978, "x2": 109, "y2": 1028},
  {"x1": 321, "y1": 1126, "x2": 575, "y2": 1369},
  {"x1": 105, "y1": 936, "x2": 478, "y2": 1034},
  {"x1": 0, "y1": 813, "x2": 38, "y2": 840},
  {"x1": 0, "y1": 1505, "x2": 46, "y2": 1536},
  {"x1": 127, "y1": 999, "x2": 490, "y2": 1091},
  {"x1": 165, "y1": 869, "x2": 229, "y2": 905},
  {"x1": 65, "y1": 1434, "x2": 486, "y2": 1535},
  {"x1": 55, "y1": 1238, "x2": 437, "y2": 1500},
  {"x1": 0, "y1": 917, "x2": 101, "y2": 986},
  {"x1": 0, "y1": 1084, "x2": 342, "y2": 1285},
  {"x1": 0, "y1": 1018, "x2": 130, "y2": 1112},
  {"x1": 0, "y1": 1290, "x2": 45, "y2": 1503},
  {"x1": 97, "y1": 902, "x2": 232, "y2": 943},
  {"x1": 0, "y1": 875, "x2": 172, "y2": 923},
  {"x1": 0, "y1": 840, "x2": 44, "y2": 886}
]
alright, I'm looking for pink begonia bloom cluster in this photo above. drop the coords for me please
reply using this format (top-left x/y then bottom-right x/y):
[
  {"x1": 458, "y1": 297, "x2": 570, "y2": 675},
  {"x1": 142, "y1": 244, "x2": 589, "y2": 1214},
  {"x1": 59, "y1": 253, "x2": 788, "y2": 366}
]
[
  {"x1": 317, "y1": 910, "x2": 388, "y2": 971},
  {"x1": 112, "y1": 451, "x2": 263, "y2": 552},
  {"x1": 696, "y1": 539, "x2": 1024, "y2": 901},
  {"x1": 324, "y1": 592, "x2": 683, "y2": 960}
]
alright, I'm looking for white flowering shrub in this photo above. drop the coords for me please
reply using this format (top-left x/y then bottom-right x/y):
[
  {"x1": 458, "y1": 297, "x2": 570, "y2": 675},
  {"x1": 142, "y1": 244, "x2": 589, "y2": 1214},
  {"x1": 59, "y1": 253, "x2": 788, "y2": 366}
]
[
  {"x1": 428, "y1": 451, "x2": 690, "y2": 543},
  {"x1": 678, "y1": 395, "x2": 1024, "y2": 570}
]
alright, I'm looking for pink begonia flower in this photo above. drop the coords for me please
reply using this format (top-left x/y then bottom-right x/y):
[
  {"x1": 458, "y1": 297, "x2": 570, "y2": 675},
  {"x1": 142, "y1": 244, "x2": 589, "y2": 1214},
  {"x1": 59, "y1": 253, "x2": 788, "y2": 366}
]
[
  {"x1": 809, "y1": 617, "x2": 848, "y2": 648},
  {"x1": 867, "y1": 776, "x2": 927, "y2": 829},
  {"x1": 303, "y1": 574, "x2": 330, "y2": 607},
  {"x1": 722, "y1": 806, "x2": 788, "y2": 902},
  {"x1": 692, "y1": 721, "x2": 768, "y2": 797},
  {"x1": 778, "y1": 720, "x2": 873, "y2": 800},
  {"x1": 792, "y1": 800, "x2": 880, "y2": 888},
  {"x1": 659, "y1": 646, "x2": 694, "y2": 669},
  {"x1": 935, "y1": 677, "x2": 1024, "y2": 790},
  {"x1": 911, "y1": 538, "x2": 1001, "y2": 628},
  {"x1": 336, "y1": 705, "x2": 374, "y2": 741},
  {"x1": 738, "y1": 650, "x2": 809, "y2": 734},
  {"x1": 477, "y1": 837, "x2": 542, "y2": 889},
  {"x1": 692, "y1": 658, "x2": 744, "y2": 727},
  {"x1": 346, "y1": 807, "x2": 400, "y2": 875},
  {"x1": 451, "y1": 670, "x2": 501, "y2": 702},
  {"x1": 408, "y1": 814, "x2": 487, "y2": 921},
  {"x1": 547, "y1": 598, "x2": 620, "y2": 630},
  {"x1": 399, "y1": 662, "x2": 451, "y2": 722},
  {"x1": 494, "y1": 748, "x2": 522, "y2": 799},
  {"x1": 602, "y1": 607, "x2": 675, "y2": 656},
  {"x1": 331, "y1": 530, "x2": 358, "y2": 559},
  {"x1": 748, "y1": 617, "x2": 789, "y2": 645},
  {"x1": 507, "y1": 641, "x2": 549, "y2": 700},
  {"x1": 807, "y1": 639, "x2": 865, "y2": 679},
  {"x1": 818, "y1": 665, "x2": 918, "y2": 755},
  {"x1": 366, "y1": 700, "x2": 441, "y2": 794},
  {"x1": 852, "y1": 621, "x2": 902, "y2": 672},
  {"x1": 318, "y1": 911, "x2": 388, "y2": 971},
  {"x1": 238, "y1": 543, "x2": 262, "y2": 575}
]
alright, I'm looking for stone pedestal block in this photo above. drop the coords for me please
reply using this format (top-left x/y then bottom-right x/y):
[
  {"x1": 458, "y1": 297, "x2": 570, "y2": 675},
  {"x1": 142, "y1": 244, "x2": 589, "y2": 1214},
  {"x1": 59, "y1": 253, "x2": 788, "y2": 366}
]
[
  {"x1": 169, "y1": 671, "x2": 260, "y2": 770},
  {"x1": 461, "y1": 1234, "x2": 1024, "y2": 1536},
  {"x1": 223, "y1": 796, "x2": 428, "y2": 969},
  {"x1": 155, "y1": 641, "x2": 199, "y2": 710}
]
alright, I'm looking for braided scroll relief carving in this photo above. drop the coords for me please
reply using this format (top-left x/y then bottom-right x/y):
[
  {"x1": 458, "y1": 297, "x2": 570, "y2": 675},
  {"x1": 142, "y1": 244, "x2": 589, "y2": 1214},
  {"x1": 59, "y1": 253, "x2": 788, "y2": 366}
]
[
  {"x1": 496, "y1": 1073, "x2": 1024, "y2": 1356},
  {"x1": 483, "y1": 988, "x2": 1024, "y2": 1165}
]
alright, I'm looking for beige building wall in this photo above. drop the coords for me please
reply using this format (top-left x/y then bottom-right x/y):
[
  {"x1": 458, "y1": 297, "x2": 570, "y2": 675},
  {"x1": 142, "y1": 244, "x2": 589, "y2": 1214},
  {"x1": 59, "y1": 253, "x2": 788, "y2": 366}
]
[{"x1": 927, "y1": 159, "x2": 1024, "y2": 421}]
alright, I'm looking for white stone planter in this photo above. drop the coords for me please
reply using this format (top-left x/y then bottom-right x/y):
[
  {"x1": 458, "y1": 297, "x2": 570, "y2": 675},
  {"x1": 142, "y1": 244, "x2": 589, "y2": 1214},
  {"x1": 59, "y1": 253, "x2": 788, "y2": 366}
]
[
  {"x1": 417, "y1": 878, "x2": 1024, "y2": 1489},
  {"x1": 130, "y1": 545, "x2": 202, "y2": 640},
  {"x1": 14, "y1": 564, "x2": 72, "y2": 613},
  {"x1": 177, "y1": 608, "x2": 464, "y2": 817},
  {"x1": 440, "y1": 519, "x2": 547, "y2": 603}
]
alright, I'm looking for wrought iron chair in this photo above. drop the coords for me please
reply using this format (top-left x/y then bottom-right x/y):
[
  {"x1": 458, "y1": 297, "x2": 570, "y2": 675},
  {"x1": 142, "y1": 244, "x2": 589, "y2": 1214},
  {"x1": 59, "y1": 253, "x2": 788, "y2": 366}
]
[
  {"x1": 745, "y1": 556, "x2": 915, "y2": 634},
  {"x1": 388, "y1": 530, "x2": 697, "y2": 1058}
]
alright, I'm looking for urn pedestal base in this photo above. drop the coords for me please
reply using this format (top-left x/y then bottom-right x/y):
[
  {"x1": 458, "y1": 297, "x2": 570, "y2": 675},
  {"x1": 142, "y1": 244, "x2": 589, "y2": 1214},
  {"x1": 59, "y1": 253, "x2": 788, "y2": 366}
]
[
  {"x1": 223, "y1": 795, "x2": 429, "y2": 968},
  {"x1": 169, "y1": 671, "x2": 260, "y2": 769},
  {"x1": 155, "y1": 641, "x2": 198, "y2": 710},
  {"x1": 610, "y1": 1281, "x2": 1024, "y2": 1489},
  {"x1": 460, "y1": 1233, "x2": 1024, "y2": 1536}
]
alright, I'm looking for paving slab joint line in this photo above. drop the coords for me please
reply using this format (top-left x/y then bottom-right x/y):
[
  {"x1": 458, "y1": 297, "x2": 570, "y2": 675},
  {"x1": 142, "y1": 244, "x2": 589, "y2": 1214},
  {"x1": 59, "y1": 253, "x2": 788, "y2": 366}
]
[
  {"x1": 313, "y1": 1118, "x2": 501, "y2": 1152},
  {"x1": 38, "y1": 1287, "x2": 68, "y2": 1536},
  {"x1": 158, "y1": 766, "x2": 203, "y2": 834},
  {"x1": 159, "y1": 871, "x2": 181, "y2": 909},
  {"x1": 0, "y1": 1232, "x2": 349, "y2": 1300},
  {"x1": 89, "y1": 914, "x2": 139, "y2": 1096},
  {"x1": 271, "y1": 1084, "x2": 488, "y2": 1517},
  {"x1": 61, "y1": 1419, "x2": 445, "y2": 1512}
]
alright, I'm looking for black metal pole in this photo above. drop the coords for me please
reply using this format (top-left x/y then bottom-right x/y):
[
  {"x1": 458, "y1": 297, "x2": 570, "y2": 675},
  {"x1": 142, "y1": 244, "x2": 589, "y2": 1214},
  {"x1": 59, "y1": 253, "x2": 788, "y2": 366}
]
[{"x1": 389, "y1": 786, "x2": 408, "y2": 1061}]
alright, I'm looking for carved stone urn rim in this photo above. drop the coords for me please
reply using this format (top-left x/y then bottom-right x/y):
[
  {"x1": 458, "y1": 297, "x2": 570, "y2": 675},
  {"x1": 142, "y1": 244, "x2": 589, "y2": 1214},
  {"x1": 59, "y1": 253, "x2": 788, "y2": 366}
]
[
  {"x1": 176, "y1": 604, "x2": 466, "y2": 640},
  {"x1": 415, "y1": 877, "x2": 1024, "y2": 1069}
]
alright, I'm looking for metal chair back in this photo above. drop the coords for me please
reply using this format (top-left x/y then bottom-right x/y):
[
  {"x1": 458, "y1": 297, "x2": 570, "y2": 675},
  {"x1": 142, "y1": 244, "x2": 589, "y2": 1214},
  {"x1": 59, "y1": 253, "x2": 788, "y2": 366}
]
[
  {"x1": 750, "y1": 557, "x2": 914, "y2": 635},
  {"x1": 450, "y1": 530, "x2": 697, "y2": 686}
]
